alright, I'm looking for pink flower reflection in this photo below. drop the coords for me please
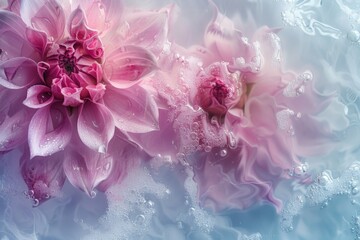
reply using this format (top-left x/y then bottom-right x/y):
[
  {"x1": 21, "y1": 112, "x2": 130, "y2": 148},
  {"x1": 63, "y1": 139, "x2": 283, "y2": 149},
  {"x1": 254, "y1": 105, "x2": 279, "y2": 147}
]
[{"x1": 0, "y1": 0, "x2": 169, "y2": 203}]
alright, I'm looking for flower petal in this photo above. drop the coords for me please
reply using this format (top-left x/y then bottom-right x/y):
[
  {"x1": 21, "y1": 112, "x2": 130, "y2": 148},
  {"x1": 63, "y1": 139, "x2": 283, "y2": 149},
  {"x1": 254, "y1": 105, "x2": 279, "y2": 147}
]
[
  {"x1": 204, "y1": 6, "x2": 243, "y2": 62},
  {"x1": 104, "y1": 86, "x2": 159, "y2": 133},
  {"x1": 20, "y1": 149, "x2": 65, "y2": 205},
  {"x1": 63, "y1": 143, "x2": 113, "y2": 196},
  {"x1": 25, "y1": 27, "x2": 48, "y2": 57},
  {"x1": 123, "y1": 7, "x2": 170, "y2": 54},
  {"x1": 78, "y1": 0, "x2": 123, "y2": 33},
  {"x1": 0, "y1": 109, "x2": 32, "y2": 152},
  {"x1": 0, "y1": 57, "x2": 40, "y2": 89},
  {"x1": 97, "y1": 135, "x2": 145, "y2": 191},
  {"x1": 77, "y1": 101, "x2": 115, "y2": 152},
  {"x1": 68, "y1": 7, "x2": 97, "y2": 41},
  {"x1": 20, "y1": 0, "x2": 65, "y2": 41},
  {"x1": 23, "y1": 85, "x2": 53, "y2": 109},
  {"x1": 0, "y1": 10, "x2": 38, "y2": 58},
  {"x1": 28, "y1": 103, "x2": 72, "y2": 158},
  {"x1": 104, "y1": 45, "x2": 157, "y2": 89},
  {"x1": 4, "y1": 0, "x2": 21, "y2": 15}
]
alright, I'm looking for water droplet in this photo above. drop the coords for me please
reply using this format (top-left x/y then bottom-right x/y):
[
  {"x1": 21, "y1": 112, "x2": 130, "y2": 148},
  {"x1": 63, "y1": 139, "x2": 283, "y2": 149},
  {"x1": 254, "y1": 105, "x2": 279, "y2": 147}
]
[
  {"x1": 177, "y1": 221, "x2": 184, "y2": 229},
  {"x1": 29, "y1": 190, "x2": 34, "y2": 197},
  {"x1": 348, "y1": 30, "x2": 360, "y2": 42},
  {"x1": 294, "y1": 162, "x2": 309, "y2": 176},
  {"x1": 190, "y1": 132, "x2": 197, "y2": 140},
  {"x1": 103, "y1": 162, "x2": 111, "y2": 171},
  {"x1": 92, "y1": 120, "x2": 99, "y2": 129},
  {"x1": 191, "y1": 122, "x2": 199, "y2": 130},
  {"x1": 33, "y1": 198, "x2": 40, "y2": 207},
  {"x1": 146, "y1": 200, "x2": 154, "y2": 208},
  {"x1": 135, "y1": 214, "x2": 145, "y2": 224},
  {"x1": 210, "y1": 116, "x2": 219, "y2": 126},
  {"x1": 189, "y1": 207, "x2": 195, "y2": 214},
  {"x1": 204, "y1": 145, "x2": 212, "y2": 152},
  {"x1": 353, "y1": 187, "x2": 359, "y2": 195},
  {"x1": 276, "y1": 109, "x2": 295, "y2": 133},
  {"x1": 90, "y1": 190, "x2": 97, "y2": 198},
  {"x1": 165, "y1": 189, "x2": 171, "y2": 195},
  {"x1": 219, "y1": 149, "x2": 228, "y2": 157},
  {"x1": 37, "y1": 92, "x2": 52, "y2": 104},
  {"x1": 98, "y1": 145, "x2": 106, "y2": 153},
  {"x1": 317, "y1": 170, "x2": 333, "y2": 186}
]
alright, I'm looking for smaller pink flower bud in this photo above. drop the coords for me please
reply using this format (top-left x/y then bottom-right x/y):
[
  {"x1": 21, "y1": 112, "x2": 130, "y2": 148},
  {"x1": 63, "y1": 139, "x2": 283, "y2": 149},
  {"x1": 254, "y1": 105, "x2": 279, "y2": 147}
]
[{"x1": 196, "y1": 63, "x2": 239, "y2": 118}]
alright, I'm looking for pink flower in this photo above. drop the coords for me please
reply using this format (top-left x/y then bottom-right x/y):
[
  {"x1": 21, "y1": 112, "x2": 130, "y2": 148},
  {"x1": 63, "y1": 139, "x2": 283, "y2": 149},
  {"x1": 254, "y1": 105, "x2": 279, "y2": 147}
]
[
  {"x1": 187, "y1": 9, "x2": 335, "y2": 211},
  {"x1": 145, "y1": 6, "x2": 334, "y2": 212},
  {"x1": 0, "y1": 0, "x2": 169, "y2": 203},
  {"x1": 195, "y1": 62, "x2": 239, "y2": 118}
]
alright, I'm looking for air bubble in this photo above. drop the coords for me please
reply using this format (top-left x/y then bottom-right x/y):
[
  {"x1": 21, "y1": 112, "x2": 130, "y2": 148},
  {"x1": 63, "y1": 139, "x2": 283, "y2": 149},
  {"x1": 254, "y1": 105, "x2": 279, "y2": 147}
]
[
  {"x1": 283, "y1": 71, "x2": 312, "y2": 97},
  {"x1": 219, "y1": 149, "x2": 228, "y2": 157},
  {"x1": 204, "y1": 145, "x2": 212, "y2": 152},
  {"x1": 276, "y1": 109, "x2": 295, "y2": 133},
  {"x1": 146, "y1": 200, "x2": 154, "y2": 208},
  {"x1": 135, "y1": 214, "x2": 145, "y2": 224},
  {"x1": 317, "y1": 170, "x2": 333, "y2": 186},
  {"x1": 33, "y1": 198, "x2": 40, "y2": 207},
  {"x1": 227, "y1": 132, "x2": 237, "y2": 149},
  {"x1": 189, "y1": 207, "x2": 195, "y2": 214},
  {"x1": 190, "y1": 132, "x2": 197, "y2": 140},
  {"x1": 347, "y1": 30, "x2": 360, "y2": 42}
]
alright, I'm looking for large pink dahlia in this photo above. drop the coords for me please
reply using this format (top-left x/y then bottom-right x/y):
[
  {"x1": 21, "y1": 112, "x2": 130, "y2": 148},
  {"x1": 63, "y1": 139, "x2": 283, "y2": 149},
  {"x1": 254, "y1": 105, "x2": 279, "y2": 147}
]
[{"x1": 0, "y1": 0, "x2": 169, "y2": 204}]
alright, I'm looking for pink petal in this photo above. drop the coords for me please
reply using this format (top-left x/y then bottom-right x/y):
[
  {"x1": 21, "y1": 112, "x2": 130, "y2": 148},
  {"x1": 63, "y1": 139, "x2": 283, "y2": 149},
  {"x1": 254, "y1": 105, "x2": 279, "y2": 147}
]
[
  {"x1": 63, "y1": 143, "x2": 113, "y2": 196},
  {"x1": 23, "y1": 85, "x2": 53, "y2": 109},
  {"x1": 4, "y1": 0, "x2": 21, "y2": 15},
  {"x1": 20, "y1": 149, "x2": 65, "y2": 205},
  {"x1": 104, "y1": 45, "x2": 157, "y2": 89},
  {"x1": 77, "y1": 101, "x2": 115, "y2": 153},
  {"x1": 25, "y1": 27, "x2": 48, "y2": 57},
  {"x1": 68, "y1": 7, "x2": 97, "y2": 41},
  {"x1": 20, "y1": 0, "x2": 65, "y2": 41},
  {"x1": 97, "y1": 135, "x2": 145, "y2": 191},
  {"x1": 61, "y1": 87, "x2": 84, "y2": 107},
  {"x1": 0, "y1": 11, "x2": 38, "y2": 58},
  {"x1": 86, "y1": 83, "x2": 106, "y2": 102},
  {"x1": 204, "y1": 6, "x2": 243, "y2": 62},
  {"x1": 0, "y1": 108, "x2": 32, "y2": 152},
  {"x1": 245, "y1": 96, "x2": 278, "y2": 136},
  {"x1": 28, "y1": 103, "x2": 72, "y2": 158},
  {"x1": 123, "y1": 7, "x2": 170, "y2": 54},
  {"x1": 0, "y1": 57, "x2": 40, "y2": 89},
  {"x1": 126, "y1": 109, "x2": 178, "y2": 158},
  {"x1": 103, "y1": 86, "x2": 159, "y2": 133},
  {"x1": 78, "y1": 0, "x2": 123, "y2": 33}
]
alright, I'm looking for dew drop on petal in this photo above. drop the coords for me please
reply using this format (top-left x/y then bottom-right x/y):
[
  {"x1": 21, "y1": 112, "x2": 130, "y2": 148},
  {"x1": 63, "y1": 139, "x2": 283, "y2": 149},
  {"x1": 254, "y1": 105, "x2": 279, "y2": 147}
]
[
  {"x1": 98, "y1": 145, "x2": 106, "y2": 153},
  {"x1": 219, "y1": 149, "x2": 227, "y2": 157}
]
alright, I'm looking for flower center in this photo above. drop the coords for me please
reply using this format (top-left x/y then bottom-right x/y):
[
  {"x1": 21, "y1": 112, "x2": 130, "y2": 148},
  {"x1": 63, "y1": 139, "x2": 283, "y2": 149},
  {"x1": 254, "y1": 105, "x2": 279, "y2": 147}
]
[
  {"x1": 58, "y1": 52, "x2": 78, "y2": 75},
  {"x1": 39, "y1": 36, "x2": 105, "y2": 107},
  {"x1": 211, "y1": 80, "x2": 229, "y2": 105}
]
